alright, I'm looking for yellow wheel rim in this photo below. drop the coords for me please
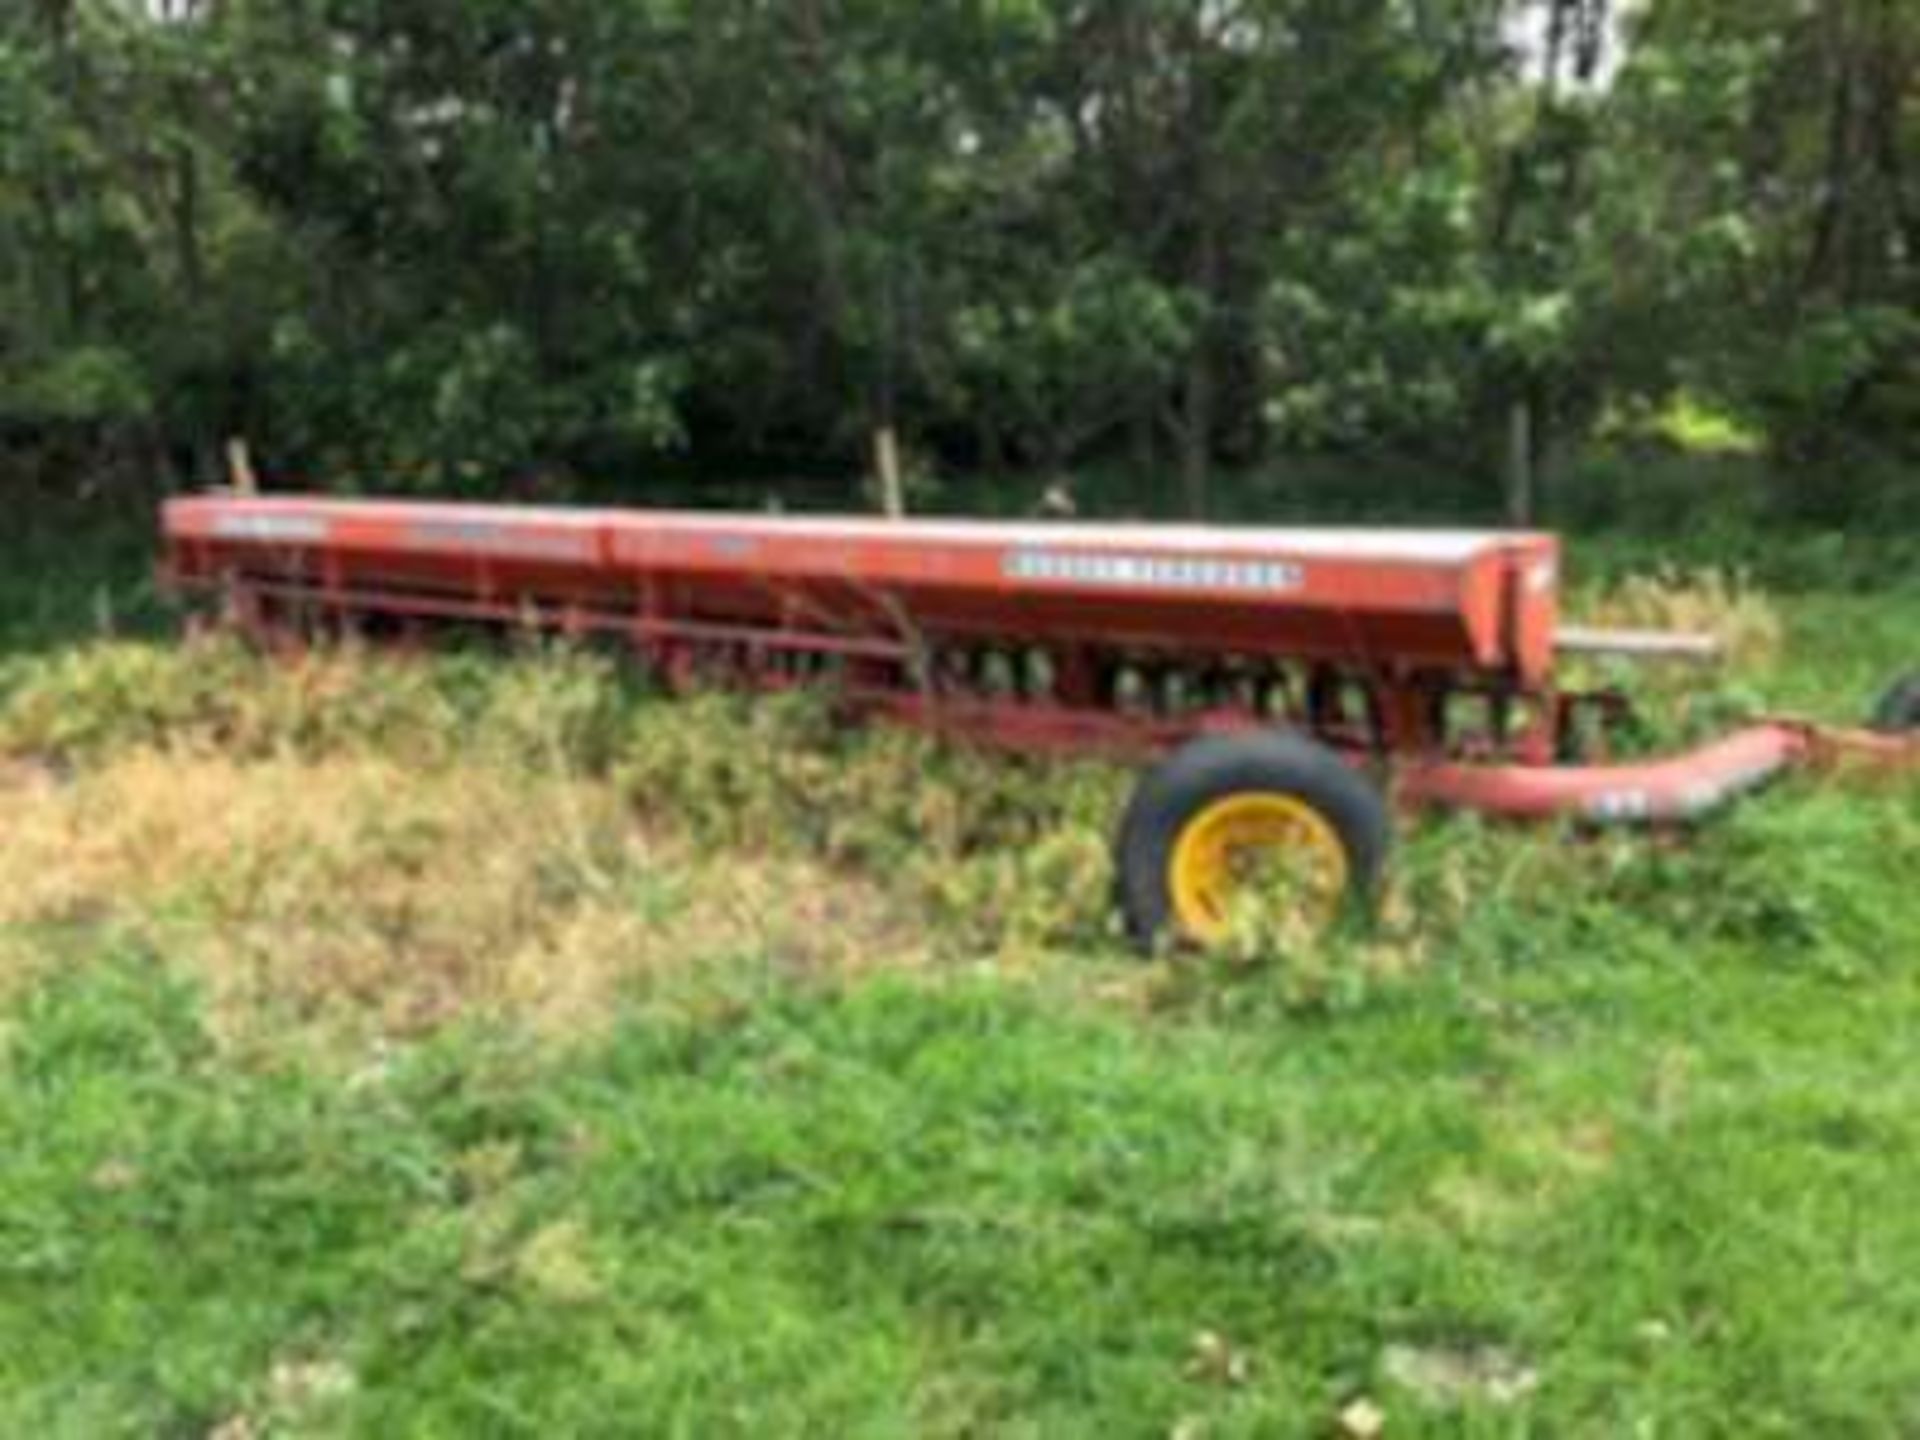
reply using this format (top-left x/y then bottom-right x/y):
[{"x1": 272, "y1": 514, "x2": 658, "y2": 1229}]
[{"x1": 1168, "y1": 792, "x2": 1351, "y2": 945}]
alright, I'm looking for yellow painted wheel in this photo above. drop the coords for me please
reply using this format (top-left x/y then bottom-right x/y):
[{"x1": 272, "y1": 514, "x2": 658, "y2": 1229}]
[
  {"x1": 1115, "y1": 732, "x2": 1389, "y2": 953},
  {"x1": 1168, "y1": 792, "x2": 1351, "y2": 944}
]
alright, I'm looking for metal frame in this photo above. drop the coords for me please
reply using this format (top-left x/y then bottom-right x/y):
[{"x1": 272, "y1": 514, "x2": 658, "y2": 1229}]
[{"x1": 162, "y1": 495, "x2": 1916, "y2": 822}]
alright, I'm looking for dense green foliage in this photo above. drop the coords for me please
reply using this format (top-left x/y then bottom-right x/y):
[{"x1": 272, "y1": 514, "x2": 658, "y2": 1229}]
[{"x1": 4, "y1": 1, "x2": 1915, "y2": 513}]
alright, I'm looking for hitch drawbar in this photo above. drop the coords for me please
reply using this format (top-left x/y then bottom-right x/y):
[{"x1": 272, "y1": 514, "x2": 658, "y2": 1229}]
[{"x1": 1400, "y1": 723, "x2": 1801, "y2": 823}]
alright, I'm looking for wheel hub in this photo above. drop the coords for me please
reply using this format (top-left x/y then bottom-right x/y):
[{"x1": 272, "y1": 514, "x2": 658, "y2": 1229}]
[{"x1": 1168, "y1": 792, "x2": 1350, "y2": 945}]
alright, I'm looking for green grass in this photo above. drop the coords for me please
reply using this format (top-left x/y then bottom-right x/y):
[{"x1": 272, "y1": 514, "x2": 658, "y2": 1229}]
[
  {"x1": 8, "y1": 924, "x2": 1920, "y2": 1436},
  {"x1": 1, "y1": 504, "x2": 1918, "y2": 1435}
]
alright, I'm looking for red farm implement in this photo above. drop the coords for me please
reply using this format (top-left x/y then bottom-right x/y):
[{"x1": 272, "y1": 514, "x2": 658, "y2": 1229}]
[{"x1": 161, "y1": 494, "x2": 1919, "y2": 948}]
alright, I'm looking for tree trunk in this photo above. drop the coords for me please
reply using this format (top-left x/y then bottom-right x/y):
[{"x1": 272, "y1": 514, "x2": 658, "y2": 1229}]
[
  {"x1": 172, "y1": 140, "x2": 205, "y2": 299},
  {"x1": 1507, "y1": 396, "x2": 1535, "y2": 526},
  {"x1": 1179, "y1": 349, "x2": 1213, "y2": 519},
  {"x1": 1128, "y1": 392, "x2": 1157, "y2": 474},
  {"x1": 790, "y1": 0, "x2": 849, "y2": 394},
  {"x1": 1802, "y1": 1, "x2": 1859, "y2": 300},
  {"x1": 1179, "y1": 211, "x2": 1222, "y2": 519},
  {"x1": 1866, "y1": 0, "x2": 1919, "y2": 280},
  {"x1": 978, "y1": 414, "x2": 1006, "y2": 476}
]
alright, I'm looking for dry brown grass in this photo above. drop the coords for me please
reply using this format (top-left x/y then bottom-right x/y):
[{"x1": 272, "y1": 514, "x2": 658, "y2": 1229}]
[
  {"x1": 0, "y1": 637, "x2": 1446, "y2": 1045},
  {"x1": 0, "y1": 747, "x2": 924, "y2": 1047}
]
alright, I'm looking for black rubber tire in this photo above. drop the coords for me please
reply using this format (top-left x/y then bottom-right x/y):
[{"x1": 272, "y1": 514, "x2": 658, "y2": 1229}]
[
  {"x1": 1871, "y1": 674, "x2": 1920, "y2": 734},
  {"x1": 1115, "y1": 730, "x2": 1391, "y2": 952}
]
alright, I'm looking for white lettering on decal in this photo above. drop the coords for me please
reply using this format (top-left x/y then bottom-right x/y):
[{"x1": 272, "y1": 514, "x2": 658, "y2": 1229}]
[
  {"x1": 211, "y1": 514, "x2": 331, "y2": 544},
  {"x1": 1003, "y1": 548, "x2": 1303, "y2": 593},
  {"x1": 404, "y1": 520, "x2": 594, "y2": 562}
]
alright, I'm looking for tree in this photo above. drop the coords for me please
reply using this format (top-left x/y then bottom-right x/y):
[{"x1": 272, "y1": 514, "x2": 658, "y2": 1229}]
[{"x1": 1, "y1": 0, "x2": 1912, "y2": 511}]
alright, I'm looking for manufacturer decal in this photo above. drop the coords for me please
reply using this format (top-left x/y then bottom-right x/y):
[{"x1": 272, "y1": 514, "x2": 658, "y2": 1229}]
[
  {"x1": 404, "y1": 520, "x2": 594, "y2": 561},
  {"x1": 211, "y1": 514, "x2": 331, "y2": 544},
  {"x1": 1003, "y1": 548, "x2": 1303, "y2": 593}
]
